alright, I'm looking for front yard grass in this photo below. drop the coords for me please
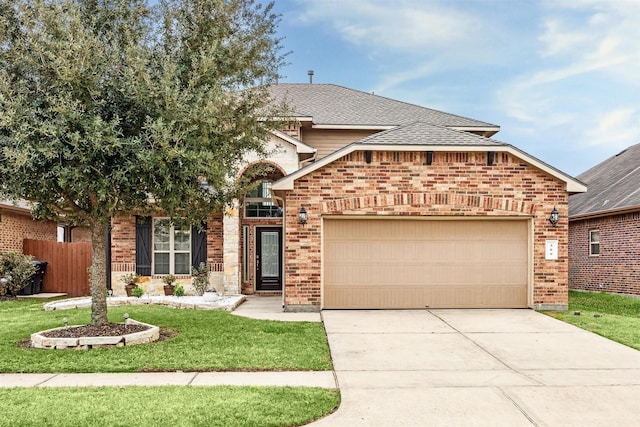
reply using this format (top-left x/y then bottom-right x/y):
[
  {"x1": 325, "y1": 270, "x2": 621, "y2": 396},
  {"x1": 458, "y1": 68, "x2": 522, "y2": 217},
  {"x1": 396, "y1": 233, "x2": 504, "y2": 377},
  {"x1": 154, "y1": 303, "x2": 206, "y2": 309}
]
[
  {"x1": 0, "y1": 386, "x2": 340, "y2": 427},
  {"x1": 546, "y1": 290, "x2": 640, "y2": 350},
  {"x1": 0, "y1": 298, "x2": 332, "y2": 372}
]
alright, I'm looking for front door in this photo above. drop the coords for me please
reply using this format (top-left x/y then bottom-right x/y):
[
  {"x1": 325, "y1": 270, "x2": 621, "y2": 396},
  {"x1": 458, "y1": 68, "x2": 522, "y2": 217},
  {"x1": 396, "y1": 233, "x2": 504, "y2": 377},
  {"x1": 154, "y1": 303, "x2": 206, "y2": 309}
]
[{"x1": 256, "y1": 227, "x2": 282, "y2": 291}]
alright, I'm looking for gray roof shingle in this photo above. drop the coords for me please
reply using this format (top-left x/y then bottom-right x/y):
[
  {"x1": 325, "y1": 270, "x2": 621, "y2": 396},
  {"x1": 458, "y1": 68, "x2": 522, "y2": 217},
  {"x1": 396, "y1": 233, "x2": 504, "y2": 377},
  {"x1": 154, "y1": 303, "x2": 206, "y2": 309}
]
[
  {"x1": 268, "y1": 83, "x2": 499, "y2": 129},
  {"x1": 355, "y1": 121, "x2": 505, "y2": 146},
  {"x1": 570, "y1": 143, "x2": 640, "y2": 217}
]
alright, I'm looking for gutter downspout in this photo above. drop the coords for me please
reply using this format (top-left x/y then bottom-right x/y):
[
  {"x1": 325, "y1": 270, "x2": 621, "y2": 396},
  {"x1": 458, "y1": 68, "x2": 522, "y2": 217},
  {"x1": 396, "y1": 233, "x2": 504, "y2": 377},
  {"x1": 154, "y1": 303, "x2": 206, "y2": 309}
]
[{"x1": 299, "y1": 151, "x2": 318, "y2": 168}]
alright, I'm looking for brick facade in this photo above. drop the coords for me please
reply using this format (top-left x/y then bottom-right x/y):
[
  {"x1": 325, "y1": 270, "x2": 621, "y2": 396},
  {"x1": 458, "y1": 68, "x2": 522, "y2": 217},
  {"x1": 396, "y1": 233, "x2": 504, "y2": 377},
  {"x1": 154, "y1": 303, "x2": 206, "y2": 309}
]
[
  {"x1": 282, "y1": 150, "x2": 569, "y2": 310},
  {"x1": 109, "y1": 215, "x2": 225, "y2": 296},
  {"x1": 0, "y1": 209, "x2": 57, "y2": 253},
  {"x1": 569, "y1": 211, "x2": 640, "y2": 295}
]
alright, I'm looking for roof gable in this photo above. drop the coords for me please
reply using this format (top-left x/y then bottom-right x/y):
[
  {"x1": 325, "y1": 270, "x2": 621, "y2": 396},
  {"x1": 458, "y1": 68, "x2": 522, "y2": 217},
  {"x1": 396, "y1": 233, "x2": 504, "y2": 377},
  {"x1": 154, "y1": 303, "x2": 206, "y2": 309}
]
[
  {"x1": 272, "y1": 122, "x2": 585, "y2": 193},
  {"x1": 268, "y1": 83, "x2": 499, "y2": 132},
  {"x1": 271, "y1": 129, "x2": 316, "y2": 154},
  {"x1": 570, "y1": 143, "x2": 640, "y2": 218}
]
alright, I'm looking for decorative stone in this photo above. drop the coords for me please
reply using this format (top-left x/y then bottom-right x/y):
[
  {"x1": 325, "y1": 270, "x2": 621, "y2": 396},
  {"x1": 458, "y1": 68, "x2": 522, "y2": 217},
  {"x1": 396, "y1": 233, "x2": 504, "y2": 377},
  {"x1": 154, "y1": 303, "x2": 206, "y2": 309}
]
[
  {"x1": 30, "y1": 319, "x2": 160, "y2": 350},
  {"x1": 203, "y1": 292, "x2": 217, "y2": 302}
]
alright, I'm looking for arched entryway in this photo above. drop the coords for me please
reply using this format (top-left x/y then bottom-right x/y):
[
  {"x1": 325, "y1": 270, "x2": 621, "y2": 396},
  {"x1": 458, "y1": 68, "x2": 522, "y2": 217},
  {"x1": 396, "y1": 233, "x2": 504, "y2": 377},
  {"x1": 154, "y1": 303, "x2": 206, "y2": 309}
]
[{"x1": 238, "y1": 162, "x2": 285, "y2": 294}]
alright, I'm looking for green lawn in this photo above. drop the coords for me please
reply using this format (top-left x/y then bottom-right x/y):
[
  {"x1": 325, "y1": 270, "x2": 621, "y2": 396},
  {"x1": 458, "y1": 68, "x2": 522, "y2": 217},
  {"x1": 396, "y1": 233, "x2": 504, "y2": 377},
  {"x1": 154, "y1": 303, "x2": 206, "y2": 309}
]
[
  {"x1": 0, "y1": 298, "x2": 332, "y2": 372},
  {"x1": 0, "y1": 386, "x2": 340, "y2": 427},
  {"x1": 546, "y1": 290, "x2": 640, "y2": 350}
]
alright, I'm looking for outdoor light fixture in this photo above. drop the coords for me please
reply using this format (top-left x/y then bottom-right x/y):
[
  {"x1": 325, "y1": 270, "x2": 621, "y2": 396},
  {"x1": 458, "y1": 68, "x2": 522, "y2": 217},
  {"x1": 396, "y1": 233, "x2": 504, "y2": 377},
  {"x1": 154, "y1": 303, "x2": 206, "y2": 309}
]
[
  {"x1": 63, "y1": 317, "x2": 68, "y2": 328},
  {"x1": 548, "y1": 206, "x2": 560, "y2": 227},
  {"x1": 298, "y1": 206, "x2": 308, "y2": 226}
]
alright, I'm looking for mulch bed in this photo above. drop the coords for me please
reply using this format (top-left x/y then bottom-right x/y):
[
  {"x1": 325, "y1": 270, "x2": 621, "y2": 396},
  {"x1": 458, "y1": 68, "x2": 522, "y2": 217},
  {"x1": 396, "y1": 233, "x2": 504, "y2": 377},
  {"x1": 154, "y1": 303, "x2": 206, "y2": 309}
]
[{"x1": 41, "y1": 323, "x2": 149, "y2": 338}]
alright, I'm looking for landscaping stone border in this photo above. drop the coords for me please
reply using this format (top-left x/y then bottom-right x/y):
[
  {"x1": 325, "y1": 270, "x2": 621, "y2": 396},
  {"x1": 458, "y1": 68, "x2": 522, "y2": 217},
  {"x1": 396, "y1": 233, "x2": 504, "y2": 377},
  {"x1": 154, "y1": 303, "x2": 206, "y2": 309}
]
[
  {"x1": 43, "y1": 295, "x2": 246, "y2": 312},
  {"x1": 30, "y1": 319, "x2": 159, "y2": 350}
]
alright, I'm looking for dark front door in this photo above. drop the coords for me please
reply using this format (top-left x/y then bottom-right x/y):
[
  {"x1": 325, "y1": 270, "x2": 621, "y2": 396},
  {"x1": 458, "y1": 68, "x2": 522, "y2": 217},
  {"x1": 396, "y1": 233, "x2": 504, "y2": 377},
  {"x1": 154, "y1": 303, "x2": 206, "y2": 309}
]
[{"x1": 256, "y1": 227, "x2": 282, "y2": 291}]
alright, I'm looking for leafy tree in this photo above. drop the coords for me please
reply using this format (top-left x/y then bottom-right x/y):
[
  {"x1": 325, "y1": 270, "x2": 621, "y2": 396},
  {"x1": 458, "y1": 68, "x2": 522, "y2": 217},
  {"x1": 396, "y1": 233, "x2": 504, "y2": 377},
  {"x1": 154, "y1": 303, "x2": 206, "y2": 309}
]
[{"x1": 0, "y1": 0, "x2": 286, "y2": 324}]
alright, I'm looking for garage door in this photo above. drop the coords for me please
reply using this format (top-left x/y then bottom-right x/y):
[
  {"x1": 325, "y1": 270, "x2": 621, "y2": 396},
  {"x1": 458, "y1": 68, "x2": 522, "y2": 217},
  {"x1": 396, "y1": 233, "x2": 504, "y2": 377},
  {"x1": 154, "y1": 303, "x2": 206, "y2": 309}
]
[{"x1": 323, "y1": 218, "x2": 529, "y2": 309}]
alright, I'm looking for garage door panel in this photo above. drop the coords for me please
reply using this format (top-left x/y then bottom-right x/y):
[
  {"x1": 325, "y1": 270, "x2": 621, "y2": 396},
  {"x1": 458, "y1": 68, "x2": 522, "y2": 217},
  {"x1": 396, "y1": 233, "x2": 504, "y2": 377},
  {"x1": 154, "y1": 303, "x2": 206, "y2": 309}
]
[
  {"x1": 323, "y1": 219, "x2": 529, "y2": 309},
  {"x1": 324, "y1": 284, "x2": 528, "y2": 309}
]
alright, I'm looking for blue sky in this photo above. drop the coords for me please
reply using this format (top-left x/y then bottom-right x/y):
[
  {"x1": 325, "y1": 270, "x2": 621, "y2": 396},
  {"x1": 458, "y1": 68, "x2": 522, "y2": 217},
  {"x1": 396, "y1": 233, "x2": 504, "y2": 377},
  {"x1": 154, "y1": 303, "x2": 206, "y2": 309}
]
[{"x1": 272, "y1": 0, "x2": 640, "y2": 177}]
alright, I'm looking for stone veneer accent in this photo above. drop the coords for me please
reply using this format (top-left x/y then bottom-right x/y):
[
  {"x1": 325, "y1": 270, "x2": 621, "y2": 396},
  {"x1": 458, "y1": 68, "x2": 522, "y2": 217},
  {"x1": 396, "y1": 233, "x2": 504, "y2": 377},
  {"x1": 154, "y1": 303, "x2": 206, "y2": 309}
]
[
  {"x1": 569, "y1": 211, "x2": 640, "y2": 295},
  {"x1": 282, "y1": 150, "x2": 569, "y2": 310},
  {"x1": 223, "y1": 202, "x2": 240, "y2": 294}
]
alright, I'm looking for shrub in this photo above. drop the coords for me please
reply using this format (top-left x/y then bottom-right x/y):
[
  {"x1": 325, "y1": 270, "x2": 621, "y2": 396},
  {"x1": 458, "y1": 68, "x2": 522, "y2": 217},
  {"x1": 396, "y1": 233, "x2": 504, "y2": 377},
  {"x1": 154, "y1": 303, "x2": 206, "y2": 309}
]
[
  {"x1": 0, "y1": 252, "x2": 36, "y2": 296},
  {"x1": 173, "y1": 284, "x2": 184, "y2": 297},
  {"x1": 191, "y1": 262, "x2": 209, "y2": 296},
  {"x1": 131, "y1": 286, "x2": 144, "y2": 298}
]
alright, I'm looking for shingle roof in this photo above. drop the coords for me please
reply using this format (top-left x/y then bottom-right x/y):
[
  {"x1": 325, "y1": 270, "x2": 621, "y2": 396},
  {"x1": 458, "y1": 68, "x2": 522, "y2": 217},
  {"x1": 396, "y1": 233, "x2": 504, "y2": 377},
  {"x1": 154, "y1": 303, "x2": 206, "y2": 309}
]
[
  {"x1": 268, "y1": 83, "x2": 499, "y2": 129},
  {"x1": 569, "y1": 143, "x2": 640, "y2": 217},
  {"x1": 356, "y1": 121, "x2": 505, "y2": 146}
]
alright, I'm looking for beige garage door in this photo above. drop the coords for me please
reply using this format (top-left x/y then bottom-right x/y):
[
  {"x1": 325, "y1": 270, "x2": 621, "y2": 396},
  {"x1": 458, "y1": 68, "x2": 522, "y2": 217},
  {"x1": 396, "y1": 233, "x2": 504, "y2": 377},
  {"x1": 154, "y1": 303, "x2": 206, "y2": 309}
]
[{"x1": 323, "y1": 218, "x2": 529, "y2": 309}]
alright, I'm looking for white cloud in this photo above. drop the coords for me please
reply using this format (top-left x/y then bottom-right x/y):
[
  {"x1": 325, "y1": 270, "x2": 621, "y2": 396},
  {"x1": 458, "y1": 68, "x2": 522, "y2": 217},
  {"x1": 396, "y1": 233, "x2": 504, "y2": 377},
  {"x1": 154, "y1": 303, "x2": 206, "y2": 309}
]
[
  {"x1": 295, "y1": 0, "x2": 484, "y2": 51},
  {"x1": 498, "y1": 1, "x2": 640, "y2": 151},
  {"x1": 290, "y1": 0, "x2": 506, "y2": 92},
  {"x1": 590, "y1": 108, "x2": 640, "y2": 148}
]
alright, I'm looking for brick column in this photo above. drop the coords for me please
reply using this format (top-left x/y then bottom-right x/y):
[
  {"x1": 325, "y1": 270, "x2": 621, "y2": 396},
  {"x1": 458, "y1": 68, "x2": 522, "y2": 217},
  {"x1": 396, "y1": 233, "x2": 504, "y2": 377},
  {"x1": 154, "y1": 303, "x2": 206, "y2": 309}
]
[{"x1": 223, "y1": 200, "x2": 240, "y2": 294}]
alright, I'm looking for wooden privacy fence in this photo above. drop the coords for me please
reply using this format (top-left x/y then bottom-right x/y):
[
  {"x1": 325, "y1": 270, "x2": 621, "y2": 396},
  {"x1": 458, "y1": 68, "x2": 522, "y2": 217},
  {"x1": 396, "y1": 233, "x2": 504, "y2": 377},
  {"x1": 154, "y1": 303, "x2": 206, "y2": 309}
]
[{"x1": 23, "y1": 239, "x2": 92, "y2": 297}]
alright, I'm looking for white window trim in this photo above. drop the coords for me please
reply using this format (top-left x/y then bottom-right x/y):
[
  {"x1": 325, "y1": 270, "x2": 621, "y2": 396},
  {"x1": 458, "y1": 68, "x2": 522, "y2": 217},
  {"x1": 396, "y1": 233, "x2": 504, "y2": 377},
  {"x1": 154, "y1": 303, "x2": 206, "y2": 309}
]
[
  {"x1": 153, "y1": 218, "x2": 192, "y2": 275},
  {"x1": 589, "y1": 230, "x2": 600, "y2": 256}
]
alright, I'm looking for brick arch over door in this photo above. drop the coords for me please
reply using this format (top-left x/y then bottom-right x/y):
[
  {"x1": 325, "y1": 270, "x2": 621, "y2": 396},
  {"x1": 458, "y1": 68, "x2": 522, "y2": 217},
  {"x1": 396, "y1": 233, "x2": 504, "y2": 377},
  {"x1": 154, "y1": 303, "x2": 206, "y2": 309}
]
[
  {"x1": 237, "y1": 160, "x2": 287, "y2": 182},
  {"x1": 321, "y1": 192, "x2": 536, "y2": 216}
]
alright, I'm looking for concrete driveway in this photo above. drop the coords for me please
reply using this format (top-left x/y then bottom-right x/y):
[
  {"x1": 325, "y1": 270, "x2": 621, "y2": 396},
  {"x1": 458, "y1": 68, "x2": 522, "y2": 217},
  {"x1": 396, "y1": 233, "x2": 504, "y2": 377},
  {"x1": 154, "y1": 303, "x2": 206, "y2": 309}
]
[{"x1": 313, "y1": 309, "x2": 640, "y2": 427}]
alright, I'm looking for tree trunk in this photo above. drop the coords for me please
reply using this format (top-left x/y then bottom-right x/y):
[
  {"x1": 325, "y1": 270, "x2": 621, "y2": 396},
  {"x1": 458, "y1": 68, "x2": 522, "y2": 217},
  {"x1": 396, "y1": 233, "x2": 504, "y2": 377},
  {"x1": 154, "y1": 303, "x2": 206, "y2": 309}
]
[{"x1": 90, "y1": 221, "x2": 109, "y2": 325}]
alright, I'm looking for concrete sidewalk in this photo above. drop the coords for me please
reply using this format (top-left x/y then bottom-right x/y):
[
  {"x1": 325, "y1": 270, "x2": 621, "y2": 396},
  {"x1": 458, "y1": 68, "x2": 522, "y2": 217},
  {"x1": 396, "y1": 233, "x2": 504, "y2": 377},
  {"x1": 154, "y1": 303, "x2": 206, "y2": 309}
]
[{"x1": 0, "y1": 371, "x2": 336, "y2": 388}]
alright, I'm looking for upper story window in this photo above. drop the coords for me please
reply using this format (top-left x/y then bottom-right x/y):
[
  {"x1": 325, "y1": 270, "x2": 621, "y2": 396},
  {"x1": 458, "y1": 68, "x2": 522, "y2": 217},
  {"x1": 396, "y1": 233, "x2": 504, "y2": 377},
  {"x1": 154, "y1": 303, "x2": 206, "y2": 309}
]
[
  {"x1": 244, "y1": 181, "x2": 282, "y2": 218},
  {"x1": 153, "y1": 219, "x2": 191, "y2": 274},
  {"x1": 589, "y1": 230, "x2": 600, "y2": 256}
]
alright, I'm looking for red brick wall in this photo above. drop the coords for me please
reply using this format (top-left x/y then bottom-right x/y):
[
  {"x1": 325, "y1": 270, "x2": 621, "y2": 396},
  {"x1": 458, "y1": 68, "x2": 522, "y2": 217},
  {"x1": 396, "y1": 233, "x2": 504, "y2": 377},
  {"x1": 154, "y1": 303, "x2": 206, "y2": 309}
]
[
  {"x1": 111, "y1": 216, "x2": 136, "y2": 265},
  {"x1": 283, "y1": 150, "x2": 569, "y2": 309},
  {"x1": 208, "y1": 214, "x2": 224, "y2": 268},
  {"x1": 280, "y1": 124, "x2": 301, "y2": 140},
  {"x1": 569, "y1": 212, "x2": 640, "y2": 295},
  {"x1": 0, "y1": 209, "x2": 57, "y2": 253}
]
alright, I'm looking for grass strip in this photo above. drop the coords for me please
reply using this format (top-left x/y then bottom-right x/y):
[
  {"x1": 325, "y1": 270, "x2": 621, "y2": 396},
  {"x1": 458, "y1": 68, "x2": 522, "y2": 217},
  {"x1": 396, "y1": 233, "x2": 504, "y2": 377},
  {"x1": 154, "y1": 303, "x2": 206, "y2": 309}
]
[
  {"x1": 0, "y1": 299, "x2": 332, "y2": 373},
  {"x1": 546, "y1": 291, "x2": 640, "y2": 350},
  {"x1": 0, "y1": 385, "x2": 340, "y2": 427}
]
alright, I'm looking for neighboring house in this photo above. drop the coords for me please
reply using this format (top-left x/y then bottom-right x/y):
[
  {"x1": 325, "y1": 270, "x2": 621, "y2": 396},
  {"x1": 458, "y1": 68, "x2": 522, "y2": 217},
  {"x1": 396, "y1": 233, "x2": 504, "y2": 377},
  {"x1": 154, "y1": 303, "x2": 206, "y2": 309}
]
[
  {"x1": 0, "y1": 199, "x2": 58, "y2": 253},
  {"x1": 569, "y1": 143, "x2": 640, "y2": 296},
  {"x1": 110, "y1": 83, "x2": 586, "y2": 310}
]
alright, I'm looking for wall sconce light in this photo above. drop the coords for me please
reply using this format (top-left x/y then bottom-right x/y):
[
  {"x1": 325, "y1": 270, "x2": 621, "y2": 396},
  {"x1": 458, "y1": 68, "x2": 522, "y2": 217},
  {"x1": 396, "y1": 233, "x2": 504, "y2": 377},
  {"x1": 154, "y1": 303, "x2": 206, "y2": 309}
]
[
  {"x1": 548, "y1": 206, "x2": 559, "y2": 227},
  {"x1": 298, "y1": 206, "x2": 308, "y2": 226}
]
